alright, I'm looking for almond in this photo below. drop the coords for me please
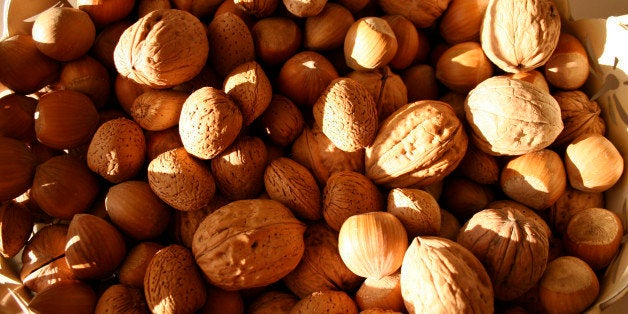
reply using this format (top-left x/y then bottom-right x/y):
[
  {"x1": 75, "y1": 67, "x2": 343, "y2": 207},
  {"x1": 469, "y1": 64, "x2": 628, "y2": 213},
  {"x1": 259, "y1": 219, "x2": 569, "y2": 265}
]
[
  {"x1": 87, "y1": 117, "x2": 146, "y2": 183},
  {"x1": 144, "y1": 244, "x2": 207, "y2": 313},
  {"x1": 207, "y1": 12, "x2": 255, "y2": 77},
  {"x1": 264, "y1": 157, "x2": 322, "y2": 221}
]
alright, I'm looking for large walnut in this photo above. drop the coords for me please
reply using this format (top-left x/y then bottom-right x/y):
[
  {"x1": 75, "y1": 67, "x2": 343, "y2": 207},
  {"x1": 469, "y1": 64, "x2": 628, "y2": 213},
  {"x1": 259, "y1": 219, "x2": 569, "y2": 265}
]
[
  {"x1": 400, "y1": 236, "x2": 494, "y2": 313},
  {"x1": 365, "y1": 100, "x2": 467, "y2": 188},
  {"x1": 465, "y1": 76, "x2": 563, "y2": 156},
  {"x1": 192, "y1": 199, "x2": 306, "y2": 290},
  {"x1": 114, "y1": 9, "x2": 209, "y2": 88},
  {"x1": 481, "y1": 0, "x2": 561, "y2": 73},
  {"x1": 457, "y1": 207, "x2": 550, "y2": 301}
]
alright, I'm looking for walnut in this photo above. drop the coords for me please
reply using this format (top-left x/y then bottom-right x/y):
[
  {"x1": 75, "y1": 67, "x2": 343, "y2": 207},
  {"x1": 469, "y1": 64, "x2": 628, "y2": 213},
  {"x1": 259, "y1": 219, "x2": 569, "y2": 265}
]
[
  {"x1": 464, "y1": 76, "x2": 563, "y2": 156},
  {"x1": 114, "y1": 9, "x2": 208, "y2": 88},
  {"x1": 551, "y1": 90, "x2": 606, "y2": 147},
  {"x1": 481, "y1": 0, "x2": 561, "y2": 73}
]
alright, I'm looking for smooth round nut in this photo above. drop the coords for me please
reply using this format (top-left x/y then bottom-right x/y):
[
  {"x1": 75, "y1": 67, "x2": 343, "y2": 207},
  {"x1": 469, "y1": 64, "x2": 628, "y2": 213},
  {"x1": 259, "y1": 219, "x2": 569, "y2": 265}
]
[
  {"x1": 565, "y1": 133, "x2": 623, "y2": 192},
  {"x1": 32, "y1": 7, "x2": 96, "y2": 61},
  {"x1": 0, "y1": 137, "x2": 37, "y2": 202},
  {"x1": 539, "y1": 256, "x2": 599, "y2": 314},
  {"x1": 344, "y1": 17, "x2": 398, "y2": 70}
]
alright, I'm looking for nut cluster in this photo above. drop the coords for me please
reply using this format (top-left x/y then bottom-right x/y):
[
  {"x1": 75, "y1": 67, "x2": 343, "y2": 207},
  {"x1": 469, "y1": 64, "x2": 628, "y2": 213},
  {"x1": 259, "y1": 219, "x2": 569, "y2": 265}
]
[{"x1": 0, "y1": 0, "x2": 624, "y2": 313}]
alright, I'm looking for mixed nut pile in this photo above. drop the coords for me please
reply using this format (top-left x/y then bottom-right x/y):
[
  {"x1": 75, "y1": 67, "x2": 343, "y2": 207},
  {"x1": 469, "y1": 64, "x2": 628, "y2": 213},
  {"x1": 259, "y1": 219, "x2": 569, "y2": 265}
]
[{"x1": 0, "y1": 0, "x2": 625, "y2": 313}]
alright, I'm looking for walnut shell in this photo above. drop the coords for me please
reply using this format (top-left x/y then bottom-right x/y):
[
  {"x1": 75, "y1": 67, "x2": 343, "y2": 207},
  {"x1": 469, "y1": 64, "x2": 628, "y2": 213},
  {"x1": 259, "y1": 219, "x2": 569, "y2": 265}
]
[
  {"x1": 552, "y1": 90, "x2": 605, "y2": 147},
  {"x1": 147, "y1": 147, "x2": 216, "y2": 211},
  {"x1": 464, "y1": 76, "x2": 563, "y2": 156},
  {"x1": 400, "y1": 236, "x2": 494, "y2": 313},
  {"x1": 283, "y1": 222, "x2": 362, "y2": 298},
  {"x1": 291, "y1": 124, "x2": 365, "y2": 186},
  {"x1": 211, "y1": 136, "x2": 267, "y2": 200},
  {"x1": 322, "y1": 170, "x2": 384, "y2": 231},
  {"x1": 179, "y1": 87, "x2": 243, "y2": 160},
  {"x1": 114, "y1": 9, "x2": 209, "y2": 88},
  {"x1": 144, "y1": 244, "x2": 206, "y2": 314},
  {"x1": 457, "y1": 207, "x2": 550, "y2": 301},
  {"x1": 481, "y1": 0, "x2": 561, "y2": 73},
  {"x1": 313, "y1": 77, "x2": 379, "y2": 152},
  {"x1": 192, "y1": 199, "x2": 306, "y2": 290},
  {"x1": 365, "y1": 100, "x2": 468, "y2": 188}
]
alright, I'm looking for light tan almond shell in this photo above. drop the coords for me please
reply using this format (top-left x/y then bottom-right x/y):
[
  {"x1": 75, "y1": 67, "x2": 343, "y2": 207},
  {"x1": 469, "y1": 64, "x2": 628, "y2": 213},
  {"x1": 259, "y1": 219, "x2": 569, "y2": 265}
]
[
  {"x1": 179, "y1": 87, "x2": 243, "y2": 160},
  {"x1": 114, "y1": 9, "x2": 209, "y2": 88},
  {"x1": 211, "y1": 136, "x2": 267, "y2": 201},
  {"x1": 223, "y1": 61, "x2": 273, "y2": 126},
  {"x1": 147, "y1": 147, "x2": 216, "y2": 211},
  {"x1": 464, "y1": 76, "x2": 563, "y2": 156},
  {"x1": 552, "y1": 90, "x2": 606, "y2": 147},
  {"x1": 192, "y1": 199, "x2": 306, "y2": 291},
  {"x1": 144, "y1": 244, "x2": 206, "y2": 314},
  {"x1": 365, "y1": 100, "x2": 468, "y2": 188},
  {"x1": 283, "y1": 222, "x2": 362, "y2": 298},
  {"x1": 313, "y1": 77, "x2": 378, "y2": 152},
  {"x1": 457, "y1": 207, "x2": 550, "y2": 301},
  {"x1": 87, "y1": 118, "x2": 146, "y2": 183},
  {"x1": 379, "y1": 0, "x2": 451, "y2": 28},
  {"x1": 400, "y1": 236, "x2": 494, "y2": 313},
  {"x1": 264, "y1": 157, "x2": 322, "y2": 221},
  {"x1": 207, "y1": 12, "x2": 255, "y2": 77},
  {"x1": 480, "y1": 0, "x2": 561, "y2": 73}
]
